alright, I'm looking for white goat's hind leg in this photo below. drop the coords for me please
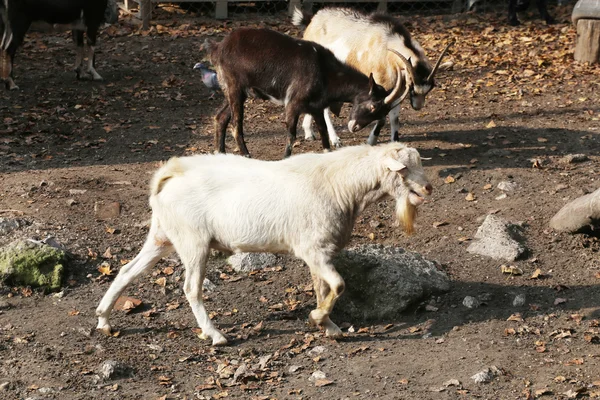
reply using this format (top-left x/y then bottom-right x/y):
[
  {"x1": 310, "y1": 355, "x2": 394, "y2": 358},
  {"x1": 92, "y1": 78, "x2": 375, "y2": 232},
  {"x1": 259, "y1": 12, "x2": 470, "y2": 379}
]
[
  {"x1": 389, "y1": 103, "x2": 401, "y2": 142},
  {"x1": 178, "y1": 242, "x2": 227, "y2": 346},
  {"x1": 324, "y1": 108, "x2": 342, "y2": 148},
  {"x1": 303, "y1": 251, "x2": 345, "y2": 338},
  {"x1": 302, "y1": 114, "x2": 316, "y2": 141},
  {"x1": 96, "y1": 222, "x2": 174, "y2": 335},
  {"x1": 86, "y1": 45, "x2": 103, "y2": 81}
]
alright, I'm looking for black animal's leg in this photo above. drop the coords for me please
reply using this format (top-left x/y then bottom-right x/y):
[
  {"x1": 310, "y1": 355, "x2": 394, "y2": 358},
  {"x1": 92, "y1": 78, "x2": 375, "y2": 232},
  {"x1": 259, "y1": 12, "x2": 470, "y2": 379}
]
[
  {"x1": 72, "y1": 30, "x2": 84, "y2": 79},
  {"x1": 389, "y1": 103, "x2": 401, "y2": 142},
  {"x1": 366, "y1": 118, "x2": 385, "y2": 146},
  {"x1": 2, "y1": 15, "x2": 30, "y2": 90},
  {"x1": 311, "y1": 111, "x2": 332, "y2": 154},
  {"x1": 508, "y1": 0, "x2": 520, "y2": 26},
  {"x1": 85, "y1": 27, "x2": 103, "y2": 81},
  {"x1": 283, "y1": 106, "x2": 300, "y2": 158},
  {"x1": 229, "y1": 91, "x2": 250, "y2": 157},
  {"x1": 214, "y1": 101, "x2": 231, "y2": 154},
  {"x1": 536, "y1": 0, "x2": 555, "y2": 24}
]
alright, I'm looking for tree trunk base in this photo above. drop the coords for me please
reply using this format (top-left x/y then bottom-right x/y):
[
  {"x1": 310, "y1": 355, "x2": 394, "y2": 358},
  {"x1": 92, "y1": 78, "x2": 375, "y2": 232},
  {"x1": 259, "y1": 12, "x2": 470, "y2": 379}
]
[{"x1": 575, "y1": 19, "x2": 600, "y2": 64}]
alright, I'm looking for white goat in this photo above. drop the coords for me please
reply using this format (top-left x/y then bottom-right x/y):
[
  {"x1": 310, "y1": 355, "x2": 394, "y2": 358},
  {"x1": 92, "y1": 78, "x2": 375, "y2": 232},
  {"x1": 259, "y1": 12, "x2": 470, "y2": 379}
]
[
  {"x1": 96, "y1": 142, "x2": 432, "y2": 346},
  {"x1": 293, "y1": 7, "x2": 452, "y2": 147}
]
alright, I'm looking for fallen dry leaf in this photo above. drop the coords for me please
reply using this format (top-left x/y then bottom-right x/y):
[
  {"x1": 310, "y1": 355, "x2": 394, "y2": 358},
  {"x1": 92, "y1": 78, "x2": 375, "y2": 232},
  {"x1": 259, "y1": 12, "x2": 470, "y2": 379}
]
[
  {"x1": 501, "y1": 265, "x2": 523, "y2": 275},
  {"x1": 445, "y1": 175, "x2": 455, "y2": 184},
  {"x1": 314, "y1": 379, "x2": 334, "y2": 387},
  {"x1": 465, "y1": 192, "x2": 476, "y2": 201},
  {"x1": 97, "y1": 262, "x2": 114, "y2": 276},
  {"x1": 114, "y1": 296, "x2": 142, "y2": 312},
  {"x1": 530, "y1": 268, "x2": 543, "y2": 279}
]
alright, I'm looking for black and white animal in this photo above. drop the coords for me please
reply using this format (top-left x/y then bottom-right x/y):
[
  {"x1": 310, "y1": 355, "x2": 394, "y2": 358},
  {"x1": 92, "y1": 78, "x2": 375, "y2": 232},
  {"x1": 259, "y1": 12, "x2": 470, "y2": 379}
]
[
  {"x1": 508, "y1": 0, "x2": 555, "y2": 26},
  {"x1": 193, "y1": 62, "x2": 220, "y2": 98},
  {"x1": 0, "y1": 0, "x2": 119, "y2": 90},
  {"x1": 293, "y1": 8, "x2": 452, "y2": 147},
  {"x1": 208, "y1": 28, "x2": 410, "y2": 158}
]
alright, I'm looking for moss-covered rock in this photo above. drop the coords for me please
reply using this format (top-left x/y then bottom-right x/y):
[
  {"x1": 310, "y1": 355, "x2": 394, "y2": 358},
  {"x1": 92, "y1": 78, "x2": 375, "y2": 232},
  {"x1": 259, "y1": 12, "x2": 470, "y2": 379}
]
[{"x1": 0, "y1": 240, "x2": 67, "y2": 290}]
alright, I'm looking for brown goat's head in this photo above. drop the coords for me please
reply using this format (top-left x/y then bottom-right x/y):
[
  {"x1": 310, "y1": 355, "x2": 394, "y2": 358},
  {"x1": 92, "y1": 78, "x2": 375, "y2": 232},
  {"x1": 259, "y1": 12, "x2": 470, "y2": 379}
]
[
  {"x1": 395, "y1": 42, "x2": 453, "y2": 111},
  {"x1": 347, "y1": 52, "x2": 412, "y2": 133}
]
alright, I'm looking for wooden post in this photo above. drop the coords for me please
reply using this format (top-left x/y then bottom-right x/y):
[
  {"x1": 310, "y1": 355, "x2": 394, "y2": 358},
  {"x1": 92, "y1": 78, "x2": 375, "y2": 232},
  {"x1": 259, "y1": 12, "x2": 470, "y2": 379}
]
[
  {"x1": 377, "y1": 0, "x2": 387, "y2": 13},
  {"x1": 575, "y1": 19, "x2": 600, "y2": 63},
  {"x1": 215, "y1": 0, "x2": 228, "y2": 19}
]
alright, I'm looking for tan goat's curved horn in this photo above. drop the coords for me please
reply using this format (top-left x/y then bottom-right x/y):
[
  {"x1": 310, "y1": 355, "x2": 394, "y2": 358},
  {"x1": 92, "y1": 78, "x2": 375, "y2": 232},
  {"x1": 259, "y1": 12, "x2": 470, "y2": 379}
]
[
  {"x1": 384, "y1": 49, "x2": 415, "y2": 105},
  {"x1": 426, "y1": 41, "x2": 453, "y2": 82},
  {"x1": 389, "y1": 84, "x2": 411, "y2": 110}
]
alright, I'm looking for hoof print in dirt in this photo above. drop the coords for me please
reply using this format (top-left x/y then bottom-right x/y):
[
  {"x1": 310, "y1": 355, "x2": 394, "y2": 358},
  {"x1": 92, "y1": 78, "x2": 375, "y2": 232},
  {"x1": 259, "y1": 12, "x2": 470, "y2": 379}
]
[
  {"x1": 467, "y1": 215, "x2": 528, "y2": 261},
  {"x1": 333, "y1": 244, "x2": 450, "y2": 322},
  {"x1": 549, "y1": 187, "x2": 600, "y2": 233},
  {"x1": 0, "y1": 239, "x2": 68, "y2": 291}
]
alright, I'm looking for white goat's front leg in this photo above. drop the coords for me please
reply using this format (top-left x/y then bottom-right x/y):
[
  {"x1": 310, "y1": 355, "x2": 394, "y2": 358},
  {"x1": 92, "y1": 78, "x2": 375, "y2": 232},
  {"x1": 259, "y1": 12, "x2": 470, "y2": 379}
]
[
  {"x1": 179, "y1": 244, "x2": 227, "y2": 346},
  {"x1": 302, "y1": 114, "x2": 316, "y2": 141},
  {"x1": 388, "y1": 103, "x2": 401, "y2": 142},
  {"x1": 303, "y1": 251, "x2": 345, "y2": 339},
  {"x1": 323, "y1": 108, "x2": 342, "y2": 148},
  {"x1": 96, "y1": 222, "x2": 174, "y2": 335}
]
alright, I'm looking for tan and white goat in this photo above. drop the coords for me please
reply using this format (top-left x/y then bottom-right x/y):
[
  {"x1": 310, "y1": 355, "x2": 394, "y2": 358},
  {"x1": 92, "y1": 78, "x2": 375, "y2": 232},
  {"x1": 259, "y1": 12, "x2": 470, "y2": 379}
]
[
  {"x1": 96, "y1": 142, "x2": 432, "y2": 346},
  {"x1": 293, "y1": 7, "x2": 452, "y2": 146}
]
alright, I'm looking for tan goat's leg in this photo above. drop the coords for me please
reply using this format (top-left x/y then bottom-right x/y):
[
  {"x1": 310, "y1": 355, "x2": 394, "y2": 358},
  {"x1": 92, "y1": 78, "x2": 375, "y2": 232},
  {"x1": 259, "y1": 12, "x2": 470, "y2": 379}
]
[{"x1": 96, "y1": 219, "x2": 174, "y2": 335}]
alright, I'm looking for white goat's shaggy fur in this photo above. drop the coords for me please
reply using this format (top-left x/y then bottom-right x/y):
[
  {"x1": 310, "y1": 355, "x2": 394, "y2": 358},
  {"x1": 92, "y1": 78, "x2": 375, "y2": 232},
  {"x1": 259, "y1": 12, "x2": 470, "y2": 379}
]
[{"x1": 96, "y1": 142, "x2": 432, "y2": 346}]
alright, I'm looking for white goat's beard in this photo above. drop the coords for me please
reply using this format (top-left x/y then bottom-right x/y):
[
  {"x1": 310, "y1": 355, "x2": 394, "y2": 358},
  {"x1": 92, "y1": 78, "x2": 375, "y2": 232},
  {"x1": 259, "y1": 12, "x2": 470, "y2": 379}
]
[{"x1": 395, "y1": 196, "x2": 417, "y2": 235}]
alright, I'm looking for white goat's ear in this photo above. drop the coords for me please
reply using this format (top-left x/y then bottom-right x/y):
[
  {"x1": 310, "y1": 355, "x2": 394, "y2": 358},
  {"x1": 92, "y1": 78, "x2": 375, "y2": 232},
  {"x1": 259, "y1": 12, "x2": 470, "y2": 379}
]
[{"x1": 384, "y1": 158, "x2": 407, "y2": 172}]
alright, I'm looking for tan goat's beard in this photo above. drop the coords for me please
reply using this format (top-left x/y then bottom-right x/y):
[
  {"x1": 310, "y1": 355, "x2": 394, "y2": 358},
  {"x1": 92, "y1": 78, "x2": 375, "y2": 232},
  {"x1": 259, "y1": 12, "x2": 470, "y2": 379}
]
[{"x1": 395, "y1": 196, "x2": 417, "y2": 235}]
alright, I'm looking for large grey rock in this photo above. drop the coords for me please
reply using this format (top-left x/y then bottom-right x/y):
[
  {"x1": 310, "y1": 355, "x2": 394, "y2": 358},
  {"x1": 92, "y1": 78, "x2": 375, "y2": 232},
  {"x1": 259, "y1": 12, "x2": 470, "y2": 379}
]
[
  {"x1": 467, "y1": 215, "x2": 527, "y2": 261},
  {"x1": 227, "y1": 252, "x2": 278, "y2": 273},
  {"x1": 333, "y1": 245, "x2": 450, "y2": 322},
  {"x1": 549, "y1": 187, "x2": 600, "y2": 233},
  {"x1": 0, "y1": 240, "x2": 67, "y2": 290}
]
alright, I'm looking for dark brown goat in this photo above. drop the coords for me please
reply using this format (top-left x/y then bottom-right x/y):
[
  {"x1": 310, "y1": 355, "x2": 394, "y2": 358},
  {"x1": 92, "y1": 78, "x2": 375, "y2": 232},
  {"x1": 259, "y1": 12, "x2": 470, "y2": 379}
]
[
  {"x1": 209, "y1": 28, "x2": 410, "y2": 158},
  {"x1": 0, "y1": 0, "x2": 118, "y2": 90}
]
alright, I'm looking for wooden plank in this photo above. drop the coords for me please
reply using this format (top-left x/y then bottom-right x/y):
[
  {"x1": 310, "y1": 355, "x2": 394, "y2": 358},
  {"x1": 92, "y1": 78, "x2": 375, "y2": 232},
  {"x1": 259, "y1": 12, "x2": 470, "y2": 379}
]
[
  {"x1": 140, "y1": 0, "x2": 151, "y2": 30},
  {"x1": 215, "y1": 0, "x2": 228, "y2": 19},
  {"x1": 575, "y1": 19, "x2": 600, "y2": 64}
]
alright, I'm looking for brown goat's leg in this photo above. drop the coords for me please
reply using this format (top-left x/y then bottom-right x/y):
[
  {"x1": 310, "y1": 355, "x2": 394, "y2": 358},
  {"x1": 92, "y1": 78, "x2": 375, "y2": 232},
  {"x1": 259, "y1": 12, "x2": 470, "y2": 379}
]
[
  {"x1": 283, "y1": 107, "x2": 300, "y2": 158},
  {"x1": 229, "y1": 92, "x2": 250, "y2": 157},
  {"x1": 214, "y1": 102, "x2": 231, "y2": 154},
  {"x1": 72, "y1": 30, "x2": 85, "y2": 79},
  {"x1": 311, "y1": 112, "x2": 332, "y2": 153},
  {"x1": 2, "y1": 17, "x2": 30, "y2": 90}
]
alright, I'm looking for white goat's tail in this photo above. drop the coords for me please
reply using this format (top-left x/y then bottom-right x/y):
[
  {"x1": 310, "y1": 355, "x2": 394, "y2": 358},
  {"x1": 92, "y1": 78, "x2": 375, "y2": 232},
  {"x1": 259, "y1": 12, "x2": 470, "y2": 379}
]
[
  {"x1": 150, "y1": 157, "x2": 184, "y2": 196},
  {"x1": 291, "y1": 7, "x2": 312, "y2": 27}
]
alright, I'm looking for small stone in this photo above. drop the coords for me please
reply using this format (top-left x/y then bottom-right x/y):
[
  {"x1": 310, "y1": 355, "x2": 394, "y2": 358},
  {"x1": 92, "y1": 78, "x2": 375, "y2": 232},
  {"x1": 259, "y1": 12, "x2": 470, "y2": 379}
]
[
  {"x1": 66, "y1": 199, "x2": 78, "y2": 206},
  {"x1": 0, "y1": 382, "x2": 9, "y2": 391},
  {"x1": 425, "y1": 305, "x2": 439, "y2": 312},
  {"x1": 289, "y1": 365, "x2": 302, "y2": 373},
  {"x1": 497, "y1": 181, "x2": 518, "y2": 192},
  {"x1": 228, "y1": 252, "x2": 278, "y2": 273},
  {"x1": 69, "y1": 189, "x2": 87, "y2": 195},
  {"x1": 99, "y1": 360, "x2": 127, "y2": 380},
  {"x1": 202, "y1": 278, "x2": 216, "y2": 292},
  {"x1": 471, "y1": 366, "x2": 502, "y2": 384},
  {"x1": 443, "y1": 379, "x2": 461, "y2": 387},
  {"x1": 369, "y1": 220, "x2": 381, "y2": 229},
  {"x1": 463, "y1": 296, "x2": 481, "y2": 309},
  {"x1": 555, "y1": 184, "x2": 569, "y2": 192},
  {"x1": 495, "y1": 193, "x2": 508, "y2": 200},
  {"x1": 0, "y1": 218, "x2": 30, "y2": 236},
  {"x1": 308, "y1": 346, "x2": 327, "y2": 356},
  {"x1": 478, "y1": 292, "x2": 493, "y2": 302},
  {"x1": 309, "y1": 371, "x2": 327, "y2": 382},
  {"x1": 513, "y1": 294, "x2": 526, "y2": 307},
  {"x1": 94, "y1": 201, "x2": 121, "y2": 221}
]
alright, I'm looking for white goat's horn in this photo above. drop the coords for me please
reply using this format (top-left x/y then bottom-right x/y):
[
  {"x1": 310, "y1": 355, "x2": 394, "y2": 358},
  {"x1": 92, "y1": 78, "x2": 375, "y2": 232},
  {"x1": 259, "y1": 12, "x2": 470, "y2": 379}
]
[
  {"x1": 385, "y1": 49, "x2": 414, "y2": 107},
  {"x1": 427, "y1": 41, "x2": 453, "y2": 83}
]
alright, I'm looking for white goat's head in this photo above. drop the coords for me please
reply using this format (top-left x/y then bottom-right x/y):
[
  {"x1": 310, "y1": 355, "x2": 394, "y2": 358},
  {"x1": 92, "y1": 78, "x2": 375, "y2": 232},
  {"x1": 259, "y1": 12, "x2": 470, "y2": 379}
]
[
  {"x1": 392, "y1": 42, "x2": 453, "y2": 111},
  {"x1": 379, "y1": 144, "x2": 432, "y2": 235}
]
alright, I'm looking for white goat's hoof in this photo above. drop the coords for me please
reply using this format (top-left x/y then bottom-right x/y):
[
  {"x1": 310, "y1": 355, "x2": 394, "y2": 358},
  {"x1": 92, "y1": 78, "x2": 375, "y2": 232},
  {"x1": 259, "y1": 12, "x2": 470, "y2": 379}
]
[
  {"x1": 325, "y1": 323, "x2": 343, "y2": 339},
  {"x1": 213, "y1": 335, "x2": 227, "y2": 347},
  {"x1": 96, "y1": 324, "x2": 113, "y2": 337},
  {"x1": 91, "y1": 73, "x2": 104, "y2": 82}
]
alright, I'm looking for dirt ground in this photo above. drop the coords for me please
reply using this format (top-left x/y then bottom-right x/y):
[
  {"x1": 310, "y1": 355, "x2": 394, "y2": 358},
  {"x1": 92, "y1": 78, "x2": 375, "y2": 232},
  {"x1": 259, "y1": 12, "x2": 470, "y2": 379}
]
[{"x1": 1, "y1": 4, "x2": 600, "y2": 400}]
